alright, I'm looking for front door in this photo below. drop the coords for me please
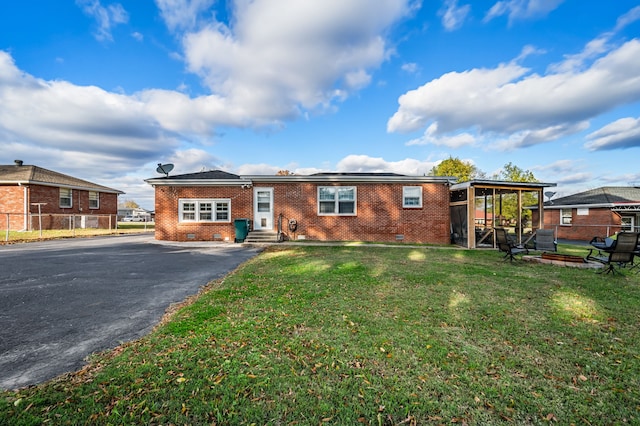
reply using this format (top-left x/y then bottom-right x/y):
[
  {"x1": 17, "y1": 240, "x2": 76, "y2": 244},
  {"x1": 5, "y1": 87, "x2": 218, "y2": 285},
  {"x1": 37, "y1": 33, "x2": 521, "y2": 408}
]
[{"x1": 253, "y1": 187, "x2": 274, "y2": 230}]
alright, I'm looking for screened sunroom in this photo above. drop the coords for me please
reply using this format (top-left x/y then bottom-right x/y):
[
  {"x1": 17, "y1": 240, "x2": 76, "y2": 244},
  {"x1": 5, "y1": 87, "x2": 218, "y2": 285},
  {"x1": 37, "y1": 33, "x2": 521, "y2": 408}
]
[{"x1": 449, "y1": 180, "x2": 557, "y2": 248}]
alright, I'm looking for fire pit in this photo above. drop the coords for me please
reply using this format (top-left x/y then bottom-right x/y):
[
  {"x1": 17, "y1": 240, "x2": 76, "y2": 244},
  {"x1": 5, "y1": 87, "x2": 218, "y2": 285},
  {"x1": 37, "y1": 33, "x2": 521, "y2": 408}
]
[
  {"x1": 540, "y1": 253, "x2": 586, "y2": 263},
  {"x1": 523, "y1": 253, "x2": 602, "y2": 269}
]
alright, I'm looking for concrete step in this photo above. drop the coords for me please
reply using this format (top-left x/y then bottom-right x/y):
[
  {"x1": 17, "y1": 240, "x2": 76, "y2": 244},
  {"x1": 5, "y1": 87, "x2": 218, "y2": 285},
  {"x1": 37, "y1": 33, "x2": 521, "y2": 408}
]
[{"x1": 244, "y1": 230, "x2": 280, "y2": 243}]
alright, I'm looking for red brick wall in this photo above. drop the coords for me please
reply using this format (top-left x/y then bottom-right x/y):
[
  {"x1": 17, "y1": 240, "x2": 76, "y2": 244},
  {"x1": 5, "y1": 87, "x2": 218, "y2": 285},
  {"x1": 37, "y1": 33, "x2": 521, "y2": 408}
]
[
  {"x1": 154, "y1": 182, "x2": 451, "y2": 244},
  {"x1": 154, "y1": 185, "x2": 252, "y2": 242},
  {"x1": 0, "y1": 186, "x2": 26, "y2": 230},
  {"x1": 0, "y1": 184, "x2": 118, "y2": 230},
  {"x1": 543, "y1": 208, "x2": 621, "y2": 241}
]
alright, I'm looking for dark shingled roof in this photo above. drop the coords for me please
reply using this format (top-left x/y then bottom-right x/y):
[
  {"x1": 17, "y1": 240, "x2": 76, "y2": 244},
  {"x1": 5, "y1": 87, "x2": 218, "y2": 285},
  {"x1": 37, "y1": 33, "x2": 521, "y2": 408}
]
[
  {"x1": 546, "y1": 187, "x2": 640, "y2": 206},
  {"x1": 154, "y1": 170, "x2": 241, "y2": 180},
  {"x1": 0, "y1": 164, "x2": 123, "y2": 193},
  {"x1": 311, "y1": 172, "x2": 406, "y2": 177}
]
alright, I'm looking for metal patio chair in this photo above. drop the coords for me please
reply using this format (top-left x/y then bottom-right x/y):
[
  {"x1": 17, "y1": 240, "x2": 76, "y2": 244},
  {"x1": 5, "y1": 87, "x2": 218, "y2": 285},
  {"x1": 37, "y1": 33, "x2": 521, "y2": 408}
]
[
  {"x1": 495, "y1": 228, "x2": 529, "y2": 262},
  {"x1": 587, "y1": 232, "x2": 640, "y2": 275}
]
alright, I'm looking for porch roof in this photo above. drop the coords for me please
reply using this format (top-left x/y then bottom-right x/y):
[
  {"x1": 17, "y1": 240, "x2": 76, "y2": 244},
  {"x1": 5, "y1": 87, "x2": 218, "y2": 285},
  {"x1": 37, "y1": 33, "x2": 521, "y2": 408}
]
[{"x1": 450, "y1": 179, "x2": 556, "y2": 191}]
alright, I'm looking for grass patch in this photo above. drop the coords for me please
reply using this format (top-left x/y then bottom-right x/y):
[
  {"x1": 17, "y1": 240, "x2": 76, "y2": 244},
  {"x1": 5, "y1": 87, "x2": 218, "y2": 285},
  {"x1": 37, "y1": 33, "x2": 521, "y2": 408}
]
[
  {"x1": 2, "y1": 246, "x2": 639, "y2": 425},
  {"x1": 2, "y1": 223, "x2": 153, "y2": 244}
]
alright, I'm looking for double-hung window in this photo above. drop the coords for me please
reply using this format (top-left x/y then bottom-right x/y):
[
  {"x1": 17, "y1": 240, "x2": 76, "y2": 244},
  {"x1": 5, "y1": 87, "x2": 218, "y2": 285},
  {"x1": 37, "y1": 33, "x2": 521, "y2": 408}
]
[
  {"x1": 403, "y1": 186, "x2": 423, "y2": 208},
  {"x1": 89, "y1": 191, "x2": 99, "y2": 209},
  {"x1": 179, "y1": 199, "x2": 230, "y2": 222},
  {"x1": 318, "y1": 186, "x2": 356, "y2": 215},
  {"x1": 60, "y1": 188, "x2": 72, "y2": 208},
  {"x1": 560, "y1": 208, "x2": 572, "y2": 225}
]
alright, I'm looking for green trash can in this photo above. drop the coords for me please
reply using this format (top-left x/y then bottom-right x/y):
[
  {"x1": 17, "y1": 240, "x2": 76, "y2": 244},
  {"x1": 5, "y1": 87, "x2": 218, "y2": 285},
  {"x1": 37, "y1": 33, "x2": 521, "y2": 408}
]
[{"x1": 234, "y1": 218, "x2": 250, "y2": 243}]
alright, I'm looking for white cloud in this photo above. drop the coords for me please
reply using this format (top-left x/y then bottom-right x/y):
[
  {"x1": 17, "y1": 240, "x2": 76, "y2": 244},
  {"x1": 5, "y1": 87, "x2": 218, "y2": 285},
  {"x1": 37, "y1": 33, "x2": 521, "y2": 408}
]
[
  {"x1": 155, "y1": 0, "x2": 215, "y2": 32},
  {"x1": 0, "y1": 51, "x2": 178, "y2": 181},
  {"x1": 1, "y1": 0, "x2": 419, "y2": 175},
  {"x1": 182, "y1": 0, "x2": 415, "y2": 122},
  {"x1": 439, "y1": 0, "x2": 471, "y2": 31},
  {"x1": 547, "y1": 7, "x2": 640, "y2": 74},
  {"x1": 614, "y1": 5, "x2": 640, "y2": 32},
  {"x1": 584, "y1": 116, "x2": 640, "y2": 151},
  {"x1": 387, "y1": 37, "x2": 640, "y2": 150},
  {"x1": 335, "y1": 154, "x2": 437, "y2": 175},
  {"x1": 484, "y1": 0, "x2": 564, "y2": 24},
  {"x1": 76, "y1": 0, "x2": 129, "y2": 42},
  {"x1": 406, "y1": 122, "x2": 477, "y2": 148},
  {"x1": 165, "y1": 148, "x2": 221, "y2": 174},
  {"x1": 490, "y1": 121, "x2": 590, "y2": 150},
  {"x1": 401, "y1": 62, "x2": 419, "y2": 73}
]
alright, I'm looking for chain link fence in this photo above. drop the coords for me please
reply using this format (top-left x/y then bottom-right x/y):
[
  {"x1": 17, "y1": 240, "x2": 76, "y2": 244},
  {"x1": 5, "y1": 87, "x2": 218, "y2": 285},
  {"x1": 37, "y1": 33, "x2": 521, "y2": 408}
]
[{"x1": 2, "y1": 212, "x2": 122, "y2": 242}]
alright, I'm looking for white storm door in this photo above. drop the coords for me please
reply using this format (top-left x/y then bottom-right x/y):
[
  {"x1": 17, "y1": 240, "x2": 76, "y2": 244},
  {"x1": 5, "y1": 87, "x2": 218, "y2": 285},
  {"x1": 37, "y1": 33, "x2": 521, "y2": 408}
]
[{"x1": 254, "y1": 187, "x2": 274, "y2": 230}]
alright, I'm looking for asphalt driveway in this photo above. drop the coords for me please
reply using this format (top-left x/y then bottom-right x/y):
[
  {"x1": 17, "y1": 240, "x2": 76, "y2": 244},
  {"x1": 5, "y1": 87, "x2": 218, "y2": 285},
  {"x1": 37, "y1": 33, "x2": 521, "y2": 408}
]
[{"x1": 0, "y1": 234, "x2": 262, "y2": 390}]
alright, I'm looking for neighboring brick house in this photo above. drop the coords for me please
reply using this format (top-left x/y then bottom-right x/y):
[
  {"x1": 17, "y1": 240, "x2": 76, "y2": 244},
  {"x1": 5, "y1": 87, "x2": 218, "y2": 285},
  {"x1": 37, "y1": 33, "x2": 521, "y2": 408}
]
[
  {"x1": 145, "y1": 170, "x2": 454, "y2": 244},
  {"x1": 542, "y1": 187, "x2": 640, "y2": 241},
  {"x1": 0, "y1": 160, "x2": 123, "y2": 231}
]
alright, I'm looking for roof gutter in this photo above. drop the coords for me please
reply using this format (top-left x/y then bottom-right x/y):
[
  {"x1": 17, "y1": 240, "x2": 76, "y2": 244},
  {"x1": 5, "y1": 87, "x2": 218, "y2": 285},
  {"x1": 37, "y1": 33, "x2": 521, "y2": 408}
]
[
  {"x1": 243, "y1": 175, "x2": 454, "y2": 184},
  {"x1": 543, "y1": 203, "x2": 616, "y2": 209},
  {"x1": 1, "y1": 179, "x2": 123, "y2": 194},
  {"x1": 145, "y1": 178, "x2": 254, "y2": 187},
  {"x1": 146, "y1": 176, "x2": 454, "y2": 186}
]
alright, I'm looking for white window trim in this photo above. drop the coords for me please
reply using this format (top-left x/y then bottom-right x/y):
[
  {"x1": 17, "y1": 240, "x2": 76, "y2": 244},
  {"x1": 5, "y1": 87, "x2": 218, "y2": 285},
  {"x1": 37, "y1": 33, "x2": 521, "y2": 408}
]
[
  {"x1": 89, "y1": 191, "x2": 99, "y2": 209},
  {"x1": 179, "y1": 198, "x2": 231, "y2": 223},
  {"x1": 317, "y1": 186, "x2": 357, "y2": 216},
  {"x1": 560, "y1": 208, "x2": 572, "y2": 226},
  {"x1": 403, "y1": 186, "x2": 423, "y2": 208},
  {"x1": 60, "y1": 188, "x2": 72, "y2": 208}
]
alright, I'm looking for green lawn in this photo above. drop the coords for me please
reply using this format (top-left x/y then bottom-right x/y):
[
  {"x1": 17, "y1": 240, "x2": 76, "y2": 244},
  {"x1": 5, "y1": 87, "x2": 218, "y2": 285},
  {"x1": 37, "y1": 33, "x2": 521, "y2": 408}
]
[
  {"x1": 2, "y1": 223, "x2": 153, "y2": 243},
  {"x1": 1, "y1": 245, "x2": 639, "y2": 425}
]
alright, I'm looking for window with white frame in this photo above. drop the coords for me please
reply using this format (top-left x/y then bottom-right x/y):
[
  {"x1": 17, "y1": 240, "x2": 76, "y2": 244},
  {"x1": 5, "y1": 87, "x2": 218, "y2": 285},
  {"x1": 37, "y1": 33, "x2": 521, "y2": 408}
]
[
  {"x1": 560, "y1": 208, "x2": 572, "y2": 225},
  {"x1": 318, "y1": 186, "x2": 356, "y2": 215},
  {"x1": 60, "y1": 188, "x2": 72, "y2": 208},
  {"x1": 179, "y1": 199, "x2": 230, "y2": 222},
  {"x1": 403, "y1": 186, "x2": 422, "y2": 208},
  {"x1": 621, "y1": 216, "x2": 634, "y2": 232},
  {"x1": 89, "y1": 191, "x2": 99, "y2": 209}
]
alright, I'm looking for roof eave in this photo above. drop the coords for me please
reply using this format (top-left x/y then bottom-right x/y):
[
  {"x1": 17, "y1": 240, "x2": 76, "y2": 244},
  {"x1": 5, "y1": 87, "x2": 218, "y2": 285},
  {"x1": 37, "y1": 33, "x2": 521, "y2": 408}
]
[
  {"x1": 242, "y1": 175, "x2": 454, "y2": 183},
  {"x1": 544, "y1": 203, "x2": 640, "y2": 209},
  {"x1": 0, "y1": 180, "x2": 123, "y2": 194},
  {"x1": 146, "y1": 176, "x2": 454, "y2": 185},
  {"x1": 450, "y1": 180, "x2": 557, "y2": 190},
  {"x1": 145, "y1": 178, "x2": 252, "y2": 186}
]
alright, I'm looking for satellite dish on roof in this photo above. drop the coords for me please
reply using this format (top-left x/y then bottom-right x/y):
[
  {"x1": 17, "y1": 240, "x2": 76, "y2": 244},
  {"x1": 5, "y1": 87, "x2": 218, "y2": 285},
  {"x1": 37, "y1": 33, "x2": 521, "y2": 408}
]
[
  {"x1": 156, "y1": 163, "x2": 174, "y2": 177},
  {"x1": 544, "y1": 191, "x2": 556, "y2": 204}
]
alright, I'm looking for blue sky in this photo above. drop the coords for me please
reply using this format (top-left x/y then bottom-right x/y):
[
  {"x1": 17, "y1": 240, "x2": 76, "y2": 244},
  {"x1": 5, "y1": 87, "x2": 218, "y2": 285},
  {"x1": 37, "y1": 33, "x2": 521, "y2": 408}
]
[{"x1": 1, "y1": 0, "x2": 639, "y2": 210}]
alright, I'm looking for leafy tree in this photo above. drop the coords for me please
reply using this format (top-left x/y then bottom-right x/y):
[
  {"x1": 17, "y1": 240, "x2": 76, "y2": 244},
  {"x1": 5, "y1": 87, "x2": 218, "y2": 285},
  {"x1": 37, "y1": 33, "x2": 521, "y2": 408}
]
[
  {"x1": 493, "y1": 163, "x2": 539, "y2": 228},
  {"x1": 276, "y1": 170, "x2": 294, "y2": 176},
  {"x1": 119, "y1": 199, "x2": 140, "y2": 209},
  {"x1": 429, "y1": 156, "x2": 484, "y2": 183},
  {"x1": 496, "y1": 162, "x2": 538, "y2": 182}
]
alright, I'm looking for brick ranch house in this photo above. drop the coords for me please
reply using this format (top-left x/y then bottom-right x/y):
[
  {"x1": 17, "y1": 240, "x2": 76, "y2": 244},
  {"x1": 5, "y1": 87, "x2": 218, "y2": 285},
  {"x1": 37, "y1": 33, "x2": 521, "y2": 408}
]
[
  {"x1": 0, "y1": 160, "x2": 123, "y2": 231},
  {"x1": 540, "y1": 186, "x2": 640, "y2": 241},
  {"x1": 146, "y1": 170, "x2": 456, "y2": 244}
]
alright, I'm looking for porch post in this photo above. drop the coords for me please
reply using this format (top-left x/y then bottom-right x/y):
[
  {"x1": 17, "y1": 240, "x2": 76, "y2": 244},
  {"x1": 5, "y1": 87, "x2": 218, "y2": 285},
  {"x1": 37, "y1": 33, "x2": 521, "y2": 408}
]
[
  {"x1": 467, "y1": 186, "x2": 475, "y2": 248},
  {"x1": 517, "y1": 190, "x2": 523, "y2": 244},
  {"x1": 538, "y1": 188, "x2": 544, "y2": 230}
]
